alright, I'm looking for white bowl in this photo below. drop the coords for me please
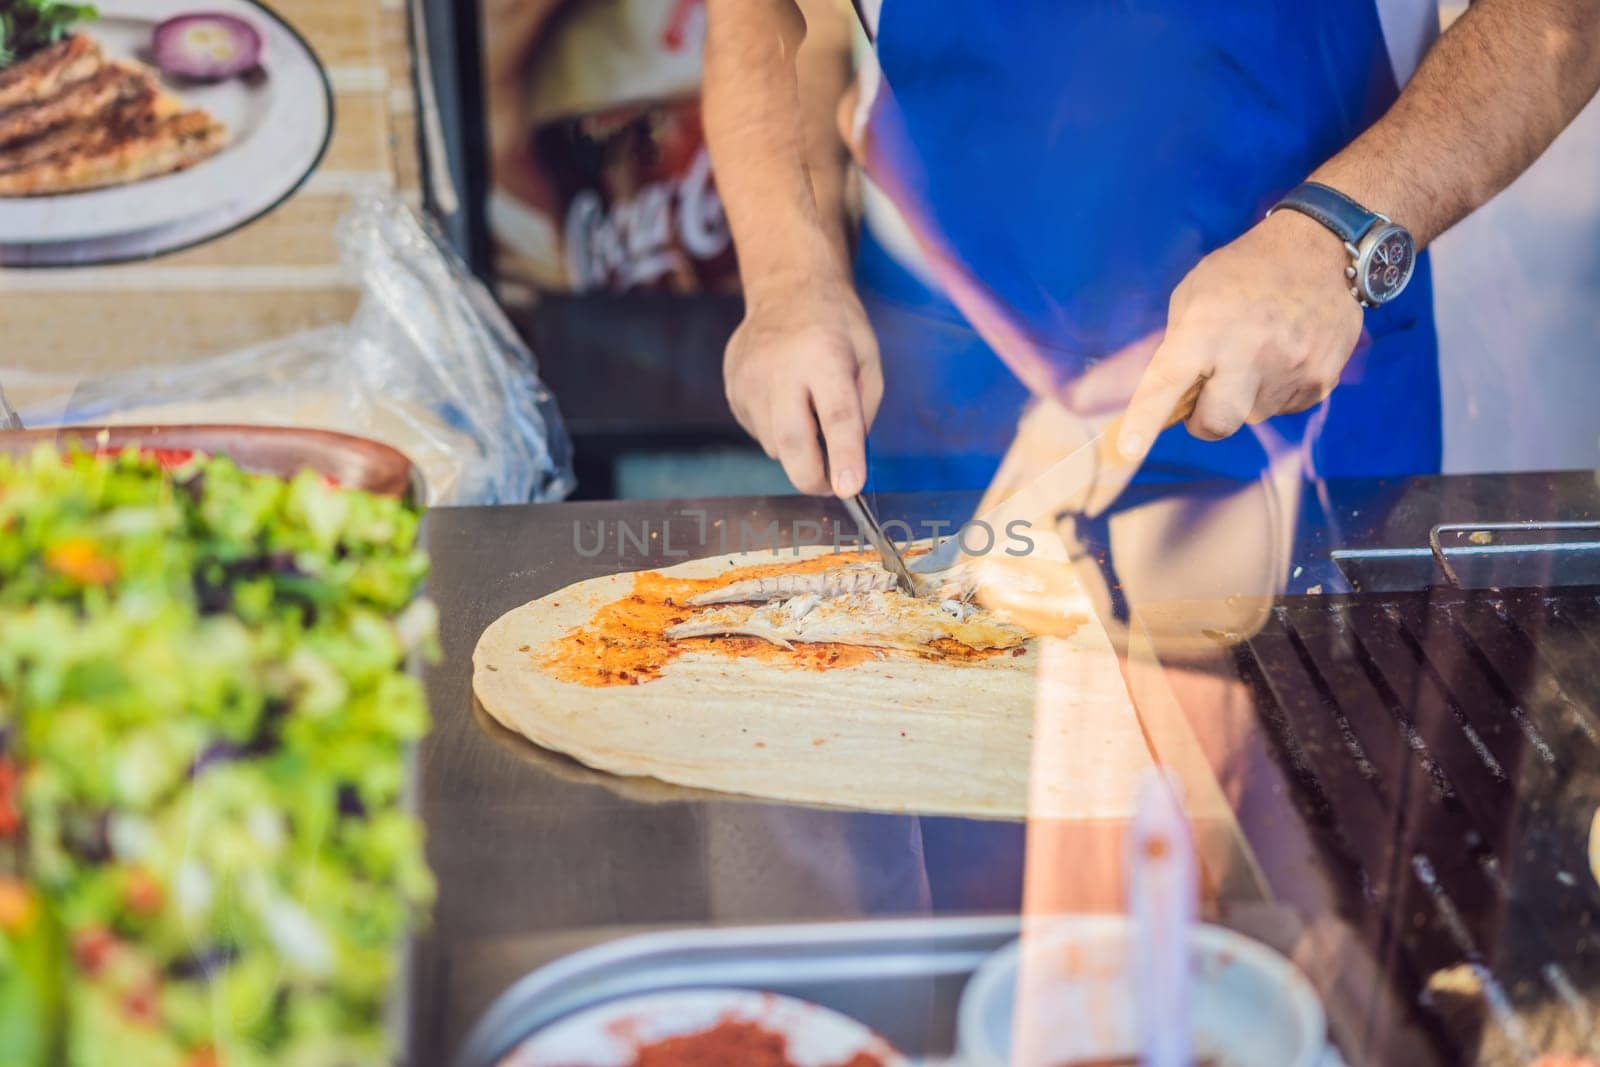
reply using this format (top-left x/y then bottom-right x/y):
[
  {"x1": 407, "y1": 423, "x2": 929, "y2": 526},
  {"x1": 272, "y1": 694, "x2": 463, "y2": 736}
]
[{"x1": 958, "y1": 916, "x2": 1327, "y2": 1067}]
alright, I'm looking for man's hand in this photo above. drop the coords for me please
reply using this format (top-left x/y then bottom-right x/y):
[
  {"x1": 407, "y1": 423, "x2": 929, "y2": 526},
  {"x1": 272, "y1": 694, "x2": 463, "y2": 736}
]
[
  {"x1": 1115, "y1": 210, "x2": 1363, "y2": 458},
  {"x1": 1110, "y1": 0, "x2": 1600, "y2": 457},
  {"x1": 704, "y1": 0, "x2": 865, "y2": 495},
  {"x1": 725, "y1": 283, "x2": 883, "y2": 497}
]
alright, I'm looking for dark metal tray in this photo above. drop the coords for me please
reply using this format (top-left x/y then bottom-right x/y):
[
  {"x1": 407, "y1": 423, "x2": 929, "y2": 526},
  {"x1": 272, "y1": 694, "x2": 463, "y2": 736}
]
[
  {"x1": 456, "y1": 910, "x2": 1343, "y2": 1067},
  {"x1": 456, "y1": 916, "x2": 1020, "y2": 1067}
]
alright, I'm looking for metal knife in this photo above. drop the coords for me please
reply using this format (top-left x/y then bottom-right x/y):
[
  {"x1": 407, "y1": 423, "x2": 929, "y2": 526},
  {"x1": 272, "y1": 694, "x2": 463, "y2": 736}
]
[
  {"x1": 842, "y1": 492, "x2": 918, "y2": 595},
  {"x1": 817, "y1": 432, "x2": 918, "y2": 594},
  {"x1": 0, "y1": 380, "x2": 24, "y2": 431}
]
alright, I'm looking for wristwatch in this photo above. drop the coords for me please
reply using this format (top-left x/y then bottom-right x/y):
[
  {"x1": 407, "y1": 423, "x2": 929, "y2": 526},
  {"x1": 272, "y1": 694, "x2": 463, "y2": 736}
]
[{"x1": 1270, "y1": 182, "x2": 1416, "y2": 308}]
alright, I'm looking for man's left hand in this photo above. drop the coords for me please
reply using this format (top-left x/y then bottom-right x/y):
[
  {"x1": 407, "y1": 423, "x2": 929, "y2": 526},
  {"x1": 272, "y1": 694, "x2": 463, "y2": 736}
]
[{"x1": 1111, "y1": 209, "x2": 1365, "y2": 458}]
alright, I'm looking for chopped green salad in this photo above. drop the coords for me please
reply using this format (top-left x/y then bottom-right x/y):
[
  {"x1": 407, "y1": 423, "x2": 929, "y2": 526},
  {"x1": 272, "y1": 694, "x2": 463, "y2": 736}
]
[{"x1": 0, "y1": 446, "x2": 436, "y2": 1067}]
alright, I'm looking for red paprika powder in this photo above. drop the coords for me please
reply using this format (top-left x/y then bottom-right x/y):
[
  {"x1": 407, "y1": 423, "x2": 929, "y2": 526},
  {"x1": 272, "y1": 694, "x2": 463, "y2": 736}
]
[{"x1": 626, "y1": 1018, "x2": 886, "y2": 1067}]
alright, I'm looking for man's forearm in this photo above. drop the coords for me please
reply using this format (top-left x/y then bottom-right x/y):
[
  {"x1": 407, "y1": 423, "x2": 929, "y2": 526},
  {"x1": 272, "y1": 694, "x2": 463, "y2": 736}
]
[
  {"x1": 704, "y1": 0, "x2": 850, "y2": 305},
  {"x1": 1312, "y1": 0, "x2": 1600, "y2": 246},
  {"x1": 793, "y1": 0, "x2": 855, "y2": 267}
]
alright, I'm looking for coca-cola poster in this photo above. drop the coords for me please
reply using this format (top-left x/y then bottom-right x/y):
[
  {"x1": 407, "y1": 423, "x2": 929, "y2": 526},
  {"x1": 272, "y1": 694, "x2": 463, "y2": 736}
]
[{"x1": 480, "y1": 0, "x2": 737, "y2": 297}]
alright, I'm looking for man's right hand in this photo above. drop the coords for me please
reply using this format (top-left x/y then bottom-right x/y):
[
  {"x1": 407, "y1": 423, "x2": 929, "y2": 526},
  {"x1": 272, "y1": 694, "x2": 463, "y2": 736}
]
[
  {"x1": 704, "y1": 0, "x2": 868, "y2": 496},
  {"x1": 724, "y1": 283, "x2": 883, "y2": 497}
]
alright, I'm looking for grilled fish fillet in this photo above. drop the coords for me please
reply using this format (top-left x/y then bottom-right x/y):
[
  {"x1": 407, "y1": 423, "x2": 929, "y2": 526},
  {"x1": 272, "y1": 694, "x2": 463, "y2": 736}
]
[
  {"x1": 0, "y1": 35, "x2": 106, "y2": 114},
  {"x1": 0, "y1": 108, "x2": 227, "y2": 196},
  {"x1": 666, "y1": 591, "x2": 1029, "y2": 654},
  {"x1": 0, "y1": 80, "x2": 159, "y2": 172},
  {"x1": 686, "y1": 562, "x2": 972, "y2": 606},
  {"x1": 0, "y1": 35, "x2": 228, "y2": 197},
  {"x1": 0, "y1": 62, "x2": 147, "y2": 148},
  {"x1": 688, "y1": 565, "x2": 914, "y2": 606}
]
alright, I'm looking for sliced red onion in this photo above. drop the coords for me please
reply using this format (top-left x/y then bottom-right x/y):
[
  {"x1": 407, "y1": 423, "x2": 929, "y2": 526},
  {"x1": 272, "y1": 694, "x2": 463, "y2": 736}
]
[{"x1": 151, "y1": 13, "x2": 262, "y2": 81}]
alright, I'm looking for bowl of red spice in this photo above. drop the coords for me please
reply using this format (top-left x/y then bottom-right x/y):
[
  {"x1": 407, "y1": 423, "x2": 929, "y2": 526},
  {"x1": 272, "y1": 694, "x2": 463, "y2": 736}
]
[{"x1": 497, "y1": 989, "x2": 908, "y2": 1067}]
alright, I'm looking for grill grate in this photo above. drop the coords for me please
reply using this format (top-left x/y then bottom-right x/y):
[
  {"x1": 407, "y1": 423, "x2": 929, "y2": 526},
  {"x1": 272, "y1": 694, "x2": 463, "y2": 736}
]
[{"x1": 1235, "y1": 585, "x2": 1600, "y2": 1065}]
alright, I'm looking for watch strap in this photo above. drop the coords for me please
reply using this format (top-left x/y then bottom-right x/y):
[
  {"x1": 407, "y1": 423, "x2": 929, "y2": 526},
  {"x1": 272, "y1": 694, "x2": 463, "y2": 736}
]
[{"x1": 1273, "y1": 182, "x2": 1382, "y2": 245}]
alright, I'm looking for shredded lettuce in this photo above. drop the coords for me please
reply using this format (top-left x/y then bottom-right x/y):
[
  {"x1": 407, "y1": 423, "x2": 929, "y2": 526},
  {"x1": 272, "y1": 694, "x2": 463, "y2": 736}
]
[
  {"x1": 0, "y1": 0, "x2": 98, "y2": 68},
  {"x1": 0, "y1": 446, "x2": 435, "y2": 1066}
]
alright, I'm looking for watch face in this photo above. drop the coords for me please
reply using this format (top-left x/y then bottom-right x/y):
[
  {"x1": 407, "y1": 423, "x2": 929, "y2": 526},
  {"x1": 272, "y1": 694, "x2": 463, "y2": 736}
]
[{"x1": 1360, "y1": 224, "x2": 1416, "y2": 304}]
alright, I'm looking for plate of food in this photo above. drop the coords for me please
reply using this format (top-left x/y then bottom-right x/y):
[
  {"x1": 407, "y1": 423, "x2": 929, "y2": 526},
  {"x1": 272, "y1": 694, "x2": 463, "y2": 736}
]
[
  {"x1": 498, "y1": 989, "x2": 908, "y2": 1067},
  {"x1": 0, "y1": 0, "x2": 330, "y2": 265}
]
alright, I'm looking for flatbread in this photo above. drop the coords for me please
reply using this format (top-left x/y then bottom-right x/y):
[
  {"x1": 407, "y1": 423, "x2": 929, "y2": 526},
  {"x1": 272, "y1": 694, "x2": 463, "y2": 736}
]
[{"x1": 473, "y1": 541, "x2": 1146, "y2": 818}]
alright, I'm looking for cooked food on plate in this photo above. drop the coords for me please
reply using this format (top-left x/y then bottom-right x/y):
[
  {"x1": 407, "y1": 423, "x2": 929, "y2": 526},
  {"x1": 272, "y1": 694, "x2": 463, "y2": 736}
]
[
  {"x1": 0, "y1": 29, "x2": 100, "y2": 111},
  {"x1": 0, "y1": 445, "x2": 436, "y2": 1066},
  {"x1": 0, "y1": 3, "x2": 229, "y2": 198}
]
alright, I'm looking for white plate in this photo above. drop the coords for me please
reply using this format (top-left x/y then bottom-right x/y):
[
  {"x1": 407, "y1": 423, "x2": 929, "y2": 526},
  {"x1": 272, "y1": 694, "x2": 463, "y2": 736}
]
[
  {"x1": 0, "y1": 0, "x2": 330, "y2": 264},
  {"x1": 499, "y1": 989, "x2": 909, "y2": 1067}
]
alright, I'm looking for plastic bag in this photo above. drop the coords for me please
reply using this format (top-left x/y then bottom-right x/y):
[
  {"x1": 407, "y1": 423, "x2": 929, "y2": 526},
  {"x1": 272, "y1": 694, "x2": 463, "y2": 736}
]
[{"x1": 9, "y1": 194, "x2": 575, "y2": 506}]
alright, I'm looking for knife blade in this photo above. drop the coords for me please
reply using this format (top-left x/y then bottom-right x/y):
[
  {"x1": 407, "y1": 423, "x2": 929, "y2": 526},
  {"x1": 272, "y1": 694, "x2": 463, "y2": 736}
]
[
  {"x1": 911, "y1": 387, "x2": 1202, "y2": 576},
  {"x1": 842, "y1": 492, "x2": 918, "y2": 595},
  {"x1": 817, "y1": 432, "x2": 918, "y2": 594},
  {"x1": 0, "y1": 380, "x2": 23, "y2": 431}
]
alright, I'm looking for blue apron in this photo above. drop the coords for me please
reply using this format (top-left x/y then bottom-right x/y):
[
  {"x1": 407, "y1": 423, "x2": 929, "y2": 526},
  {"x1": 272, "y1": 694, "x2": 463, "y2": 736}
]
[{"x1": 857, "y1": 2, "x2": 1442, "y2": 492}]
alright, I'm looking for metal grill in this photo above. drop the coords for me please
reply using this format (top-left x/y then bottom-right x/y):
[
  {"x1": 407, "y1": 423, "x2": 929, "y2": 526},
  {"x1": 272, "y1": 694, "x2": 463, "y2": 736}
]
[{"x1": 1234, "y1": 583, "x2": 1600, "y2": 1065}]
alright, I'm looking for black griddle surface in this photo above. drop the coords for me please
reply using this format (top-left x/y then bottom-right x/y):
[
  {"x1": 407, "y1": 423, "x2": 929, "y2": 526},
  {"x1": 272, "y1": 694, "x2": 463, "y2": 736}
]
[{"x1": 1234, "y1": 584, "x2": 1600, "y2": 1065}]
